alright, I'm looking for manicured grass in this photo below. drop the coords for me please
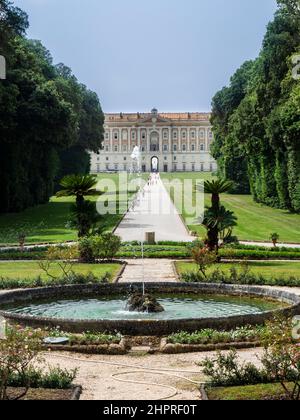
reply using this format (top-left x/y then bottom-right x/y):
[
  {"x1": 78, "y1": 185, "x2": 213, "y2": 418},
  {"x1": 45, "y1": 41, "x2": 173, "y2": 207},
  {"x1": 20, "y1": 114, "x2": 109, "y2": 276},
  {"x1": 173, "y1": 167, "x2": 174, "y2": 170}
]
[
  {"x1": 176, "y1": 261, "x2": 300, "y2": 279},
  {"x1": 161, "y1": 172, "x2": 300, "y2": 243},
  {"x1": 0, "y1": 261, "x2": 121, "y2": 281},
  {"x1": 0, "y1": 173, "x2": 145, "y2": 245},
  {"x1": 206, "y1": 383, "x2": 293, "y2": 400}
]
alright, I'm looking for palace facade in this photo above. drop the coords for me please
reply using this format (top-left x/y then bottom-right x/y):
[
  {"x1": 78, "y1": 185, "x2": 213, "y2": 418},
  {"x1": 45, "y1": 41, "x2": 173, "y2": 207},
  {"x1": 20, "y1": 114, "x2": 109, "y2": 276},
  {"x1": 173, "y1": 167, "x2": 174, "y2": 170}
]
[{"x1": 90, "y1": 108, "x2": 217, "y2": 173}]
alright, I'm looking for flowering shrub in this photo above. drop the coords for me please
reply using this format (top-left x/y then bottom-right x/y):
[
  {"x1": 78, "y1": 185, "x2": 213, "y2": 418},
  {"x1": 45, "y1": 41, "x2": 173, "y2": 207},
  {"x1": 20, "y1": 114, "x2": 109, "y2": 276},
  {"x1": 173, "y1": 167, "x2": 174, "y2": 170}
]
[{"x1": 0, "y1": 327, "x2": 43, "y2": 400}]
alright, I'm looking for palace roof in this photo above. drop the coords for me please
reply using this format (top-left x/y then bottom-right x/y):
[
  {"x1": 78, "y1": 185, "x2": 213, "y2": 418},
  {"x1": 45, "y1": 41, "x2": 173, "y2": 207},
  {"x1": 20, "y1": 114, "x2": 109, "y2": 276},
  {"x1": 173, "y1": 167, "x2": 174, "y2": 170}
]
[{"x1": 105, "y1": 111, "x2": 211, "y2": 123}]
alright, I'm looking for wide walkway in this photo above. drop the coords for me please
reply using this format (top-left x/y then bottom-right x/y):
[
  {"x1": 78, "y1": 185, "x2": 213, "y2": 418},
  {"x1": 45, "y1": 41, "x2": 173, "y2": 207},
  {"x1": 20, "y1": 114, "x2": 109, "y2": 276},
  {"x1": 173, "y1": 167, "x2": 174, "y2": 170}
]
[
  {"x1": 115, "y1": 175, "x2": 193, "y2": 243},
  {"x1": 118, "y1": 259, "x2": 177, "y2": 283}
]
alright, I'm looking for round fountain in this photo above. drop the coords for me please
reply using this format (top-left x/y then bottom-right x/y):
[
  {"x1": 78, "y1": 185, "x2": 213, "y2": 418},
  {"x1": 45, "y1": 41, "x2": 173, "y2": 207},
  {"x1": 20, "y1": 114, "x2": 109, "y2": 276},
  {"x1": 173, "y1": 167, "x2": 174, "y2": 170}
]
[{"x1": 0, "y1": 283, "x2": 299, "y2": 336}]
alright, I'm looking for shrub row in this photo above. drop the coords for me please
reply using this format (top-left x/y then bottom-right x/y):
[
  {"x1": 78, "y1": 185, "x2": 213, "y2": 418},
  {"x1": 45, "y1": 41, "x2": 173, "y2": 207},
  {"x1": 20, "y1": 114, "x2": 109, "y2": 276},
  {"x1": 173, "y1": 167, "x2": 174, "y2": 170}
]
[
  {"x1": 47, "y1": 330, "x2": 122, "y2": 345},
  {"x1": 0, "y1": 272, "x2": 112, "y2": 290},
  {"x1": 6, "y1": 366, "x2": 77, "y2": 390},
  {"x1": 181, "y1": 269, "x2": 300, "y2": 287},
  {"x1": 167, "y1": 326, "x2": 267, "y2": 345},
  {"x1": 0, "y1": 245, "x2": 299, "y2": 261}
]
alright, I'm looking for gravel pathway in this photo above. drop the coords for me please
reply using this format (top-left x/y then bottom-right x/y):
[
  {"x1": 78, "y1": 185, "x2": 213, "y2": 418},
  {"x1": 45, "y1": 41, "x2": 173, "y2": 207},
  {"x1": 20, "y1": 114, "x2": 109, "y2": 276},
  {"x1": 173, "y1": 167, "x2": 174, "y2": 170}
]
[
  {"x1": 115, "y1": 177, "x2": 193, "y2": 243},
  {"x1": 43, "y1": 348, "x2": 264, "y2": 401},
  {"x1": 118, "y1": 259, "x2": 178, "y2": 283}
]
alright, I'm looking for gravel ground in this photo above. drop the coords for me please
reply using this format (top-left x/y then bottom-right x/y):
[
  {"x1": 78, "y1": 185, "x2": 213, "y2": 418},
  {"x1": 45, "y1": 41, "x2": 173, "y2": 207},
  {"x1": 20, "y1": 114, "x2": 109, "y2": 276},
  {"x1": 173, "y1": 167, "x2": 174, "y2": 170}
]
[{"x1": 43, "y1": 348, "x2": 264, "y2": 401}]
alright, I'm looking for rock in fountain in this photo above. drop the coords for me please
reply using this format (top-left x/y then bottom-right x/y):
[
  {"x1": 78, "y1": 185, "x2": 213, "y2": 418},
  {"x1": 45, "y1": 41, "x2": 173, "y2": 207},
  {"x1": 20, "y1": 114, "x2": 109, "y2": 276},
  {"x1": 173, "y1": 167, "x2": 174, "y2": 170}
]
[{"x1": 127, "y1": 292, "x2": 165, "y2": 313}]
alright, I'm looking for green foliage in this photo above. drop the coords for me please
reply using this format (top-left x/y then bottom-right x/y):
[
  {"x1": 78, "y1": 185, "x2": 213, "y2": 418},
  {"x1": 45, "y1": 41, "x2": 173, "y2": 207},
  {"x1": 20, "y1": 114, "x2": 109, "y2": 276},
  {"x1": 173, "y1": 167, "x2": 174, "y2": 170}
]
[
  {"x1": 167, "y1": 326, "x2": 267, "y2": 345},
  {"x1": 200, "y1": 350, "x2": 270, "y2": 387},
  {"x1": 181, "y1": 267, "x2": 300, "y2": 287},
  {"x1": 201, "y1": 315, "x2": 300, "y2": 400},
  {"x1": 0, "y1": 327, "x2": 43, "y2": 400},
  {"x1": 211, "y1": 2, "x2": 300, "y2": 212},
  {"x1": 48, "y1": 329, "x2": 122, "y2": 345},
  {"x1": 0, "y1": 1, "x2": 104, "y2": 214},
  {"x1": 92, "y1": 233, "x2": 122, "y2": 261},
  {"x1": 56, "y1": 174, "x2": 99, "y2": 204},
  {"x1": 8, "y1": 366, "x2": 78, "y2": 390},
  {"x1": 0, "y1": 272, "x2": 111, "y2": 290},
  {"x1": 190, "y1": 245, "x2": 217, "y2": 278}
]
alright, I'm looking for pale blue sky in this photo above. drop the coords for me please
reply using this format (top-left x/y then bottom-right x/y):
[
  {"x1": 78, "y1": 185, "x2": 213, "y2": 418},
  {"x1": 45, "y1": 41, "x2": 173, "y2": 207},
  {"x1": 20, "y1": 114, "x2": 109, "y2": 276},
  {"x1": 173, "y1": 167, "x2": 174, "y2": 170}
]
[{"x1": 14, "y1": 0, "x2": 277, "y2": 112}]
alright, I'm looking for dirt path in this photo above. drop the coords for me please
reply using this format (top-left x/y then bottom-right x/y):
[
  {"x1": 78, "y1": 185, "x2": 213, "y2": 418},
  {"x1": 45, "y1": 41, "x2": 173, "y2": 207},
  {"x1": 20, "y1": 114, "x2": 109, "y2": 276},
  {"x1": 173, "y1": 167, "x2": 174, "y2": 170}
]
[
  {"x1": 118, "y1": 259, "x2": 178, "y2": 283},
  {"x1": 43, "y1": 348, "x2": 264, "y2": 401}
]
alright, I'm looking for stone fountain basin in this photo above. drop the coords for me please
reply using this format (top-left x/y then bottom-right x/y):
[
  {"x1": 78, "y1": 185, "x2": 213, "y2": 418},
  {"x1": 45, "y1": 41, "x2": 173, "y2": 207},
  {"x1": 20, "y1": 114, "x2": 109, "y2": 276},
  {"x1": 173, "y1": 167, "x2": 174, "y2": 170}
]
[{"x1": 0, "y1": 283, "x2": 299, "y2": 336}]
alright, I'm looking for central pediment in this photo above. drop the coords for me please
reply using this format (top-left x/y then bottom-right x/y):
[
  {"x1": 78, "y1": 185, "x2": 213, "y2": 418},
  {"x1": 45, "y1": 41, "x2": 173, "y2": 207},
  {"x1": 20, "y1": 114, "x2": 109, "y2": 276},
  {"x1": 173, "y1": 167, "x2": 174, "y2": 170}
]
[{"x1": 138, "y1": 114, "x2": 172, "y2": 124}]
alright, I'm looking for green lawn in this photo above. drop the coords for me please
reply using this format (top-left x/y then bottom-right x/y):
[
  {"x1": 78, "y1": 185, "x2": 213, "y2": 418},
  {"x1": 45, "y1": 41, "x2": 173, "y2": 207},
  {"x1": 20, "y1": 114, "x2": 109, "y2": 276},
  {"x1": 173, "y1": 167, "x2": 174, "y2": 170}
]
[
  {"x1": 0, "y1": 173, "x2": 145, "y2": 245},
  {"x1": 176, "y1": 260, "x2": 300, "y2": 279},
  {"x1": 161, "y1": 172, "x2": 300, "y2": 243},
  {"x1": 206, "y1": 383, "x2": 293, "y2": 400},
  {"x1": 0, "y1": 261, "x2": 121, "y2": 280}
]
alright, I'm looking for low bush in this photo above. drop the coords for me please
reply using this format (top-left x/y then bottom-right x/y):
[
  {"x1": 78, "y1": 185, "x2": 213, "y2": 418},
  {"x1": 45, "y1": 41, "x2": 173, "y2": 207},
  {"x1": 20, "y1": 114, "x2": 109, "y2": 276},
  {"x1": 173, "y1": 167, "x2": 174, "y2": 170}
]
[
  {"x1": 201, "y1": 317, "x2": 300, "y2": 400},
  {"x1": 200, "y1": 350, "x2": 270, "y2": 387},
  {"x1": 167, "y1": 326, "x2": 267, "y2": 345},
  {"x1": 0, "y1": 272, "x2": 112, "y2": 290},
  {"x1": 8, "y1": 366, "x2": 78, "y2": 390},
  {"x1": 181, "y1": 268, "x2": 300, "y2": 287},
  {"x1": 47, "y1": 329, "x2": 122, "y2": 345}
]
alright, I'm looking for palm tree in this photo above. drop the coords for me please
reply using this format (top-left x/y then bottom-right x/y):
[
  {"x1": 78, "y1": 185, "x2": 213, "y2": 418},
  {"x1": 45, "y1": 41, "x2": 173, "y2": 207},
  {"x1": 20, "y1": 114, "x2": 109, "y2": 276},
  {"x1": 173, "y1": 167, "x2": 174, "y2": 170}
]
[
  {"x1": 56, "y1": 174, "x2": 99, "y2": 205},
  {"x1": 70, "y1": 200, "x2": 101, "y2": 238},
  {"x1": 203, "y1": 206, "x2": 237, "y2": 252},
  {"x1": 57, "y1": 174, "x2": 101, "y2": 238},
  {"x1": 204, "y1": 179, "x2": 234, "y2": 211}
]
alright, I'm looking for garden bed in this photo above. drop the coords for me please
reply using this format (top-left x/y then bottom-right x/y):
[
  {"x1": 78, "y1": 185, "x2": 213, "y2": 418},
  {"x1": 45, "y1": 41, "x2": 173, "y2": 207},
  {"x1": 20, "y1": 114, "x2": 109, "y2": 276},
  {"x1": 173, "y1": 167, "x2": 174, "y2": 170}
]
[
  {"x1": 160, "y1": 340, "x2": 261, "y2": 354},
  {"x1": 5, "y1": 385, "x2": 82, "y2": 401},
  {"x1": 201, "y1": 383, "x2": 295, "y2": 401}
]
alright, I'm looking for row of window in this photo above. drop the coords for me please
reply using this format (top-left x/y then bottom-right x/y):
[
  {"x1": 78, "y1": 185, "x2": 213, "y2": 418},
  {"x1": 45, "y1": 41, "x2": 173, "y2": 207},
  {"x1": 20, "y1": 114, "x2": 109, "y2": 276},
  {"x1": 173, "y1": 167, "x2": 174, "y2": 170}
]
[
  {"x1": 102, "y1": 143, "x2": 209, "y2": 153},
  {"x1": 95, "y1": 163, "x2": 214, "y2": 172},
  {"x1": 106, "y1": 130, "x2": 213, "y2": 141}
]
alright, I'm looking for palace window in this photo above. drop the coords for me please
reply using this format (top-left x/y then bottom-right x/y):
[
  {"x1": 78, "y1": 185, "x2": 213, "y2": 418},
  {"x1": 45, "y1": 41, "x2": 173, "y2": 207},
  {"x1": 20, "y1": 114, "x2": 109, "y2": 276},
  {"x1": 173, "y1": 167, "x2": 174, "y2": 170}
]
[
  {"x1": 200, "y1": 143, "x2": 205, "y2": 151},
  {"x1": 173, "y1": 144, "x2": 177, "y2": 152},
  {"x1": 106, "y1": 164, "x2": 109, "y2": 171},
  {"x1": 124, "y1": 157, "x2": 127, "y2": 161},
  {"x1": 191, "y1": 144, "x2": 195, "y2": 152},
  {"x1": 105, "y1": 132, "x2": 109, "y2": 140},
  {"x1": 105, "y1": 146, "x2": 109, "y2": 152},
  {"x1": 163, "y1": 144, "x2": 168, "y2": 152},
  {"x1": 142, "y1": 132, "x2": 146, "y2": 140},
  {"x1": 191, "y1": 131, "x2": 196, "y2": 139},
  {"x1": 123, "y1": 145, "x2": 127, "y2": 152},
  {"x1": 183, "y1": 163, "x2": 186, "y2": 171},
  {"x1": 114, "y1": 132, "x2": 118, "y2": 140},
  {"x1": 173, "y1": 131, "x2": 178, "y2": 139},
  {"x1": 192, "y1": 164, "x2": 195, "y2": 172},
  {"x1": 174, "y1": 156, "x2": 177, "y2": 161},
  {"x1": 106, "y1": 157, "x2": 109, "y2": 161},
  {"x1": 114, "y1": 164, "x2": 118, "y2": 171},
  {"x1": 200, "y1": 130, "x2": 205, "y2": 139},
  {"x1": 131, "y1": 131, "x2": 136, "y2": 140},
  {"x1": 182, "y1": 144, "x2": 186, "y2": 152},
  {"x1": 209, "y1": 131, "x2": 213, "y2": 139},
  {"x1": 163, "y1": 131, "x2": 168, "y2": 140},
  {"x1": 182, "y1": 131, "x2": 187, "y2": 139},
  {"x1": 114, "y1": 145, "x2": 118, "y2": 152}
]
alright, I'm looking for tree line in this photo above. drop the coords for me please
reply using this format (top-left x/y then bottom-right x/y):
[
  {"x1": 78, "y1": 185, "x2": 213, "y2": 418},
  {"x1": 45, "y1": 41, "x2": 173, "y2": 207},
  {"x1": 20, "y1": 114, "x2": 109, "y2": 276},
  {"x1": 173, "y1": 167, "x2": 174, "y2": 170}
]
[
  {"x1": 211, "y1": 0, "x2": 300, "y2": 213},
  {"x1": 0, "y1": 0, "x2": 104, "y2": 213}
]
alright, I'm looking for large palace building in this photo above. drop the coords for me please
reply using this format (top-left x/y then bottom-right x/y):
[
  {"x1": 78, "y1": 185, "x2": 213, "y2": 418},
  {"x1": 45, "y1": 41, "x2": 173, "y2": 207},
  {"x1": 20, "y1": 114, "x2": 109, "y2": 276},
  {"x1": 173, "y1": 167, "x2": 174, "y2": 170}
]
[{"x1": 90, "y1": 108, "x2": 217, "y2": 173}]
